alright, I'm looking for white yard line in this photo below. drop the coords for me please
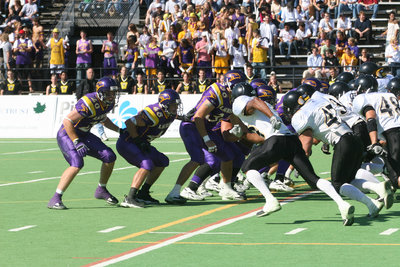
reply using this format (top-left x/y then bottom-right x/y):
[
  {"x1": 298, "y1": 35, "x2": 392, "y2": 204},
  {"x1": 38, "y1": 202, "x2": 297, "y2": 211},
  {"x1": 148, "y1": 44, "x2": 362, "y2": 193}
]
[
  {"x1": 98, "y1": 226, "x2": 126, "y2": 233},
  {"x1": 8, "y1": 225, "x2": 37, "y2": 232},
  {"x1": 285, "y1": 228, "x2": 307, "y2": 235},
  {"x1": 149, "y1": 231, "x2": 243, "y2": 235},
  {"x1": 28, "y1": 171, "x2": 44, "y2": 174},
  {"x1": 1, "y1": 148, "x2": 58, "y2": 155},
  {"x1": 379, "y1": 228, "x2": 399, "y2": 236},
  {"x1": 0, "y1": 158, "x2": 190, "y2": 187}
]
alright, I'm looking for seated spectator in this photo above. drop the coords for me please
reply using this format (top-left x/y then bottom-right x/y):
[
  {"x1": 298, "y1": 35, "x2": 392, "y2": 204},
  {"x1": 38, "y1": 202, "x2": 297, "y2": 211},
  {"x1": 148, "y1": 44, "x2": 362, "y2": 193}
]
[
  {"x1": 336, "y1": 12, "x2": 352, "y2": 38},
  {"x1": 229, "y1": 38, "x2": 247, "y2": 69},
  {"x1": 313, "y1": 0, "x2": 328, "y2": 21},
  {"x1": 280, "y1": 1, "x2": 298, "y2": 30},
  {"x1": 340, "y1": 46, "x2": 358, "y2": 72},
  {"x1": 359, "y1": 48, "x2": 371, "y2": 64},
  {"x1": 338, "y1": 0, "x2": 357, "y2": 19},
  {"x1": 19, "y1": 0, "x2": 38, "y2": 25},
  {"x1": 357, "y1": 0, "x2": 378, "y2": 19},
  {"x1": 328, "y1": 67, "x2": 339, "y2": 84},
  {"x1": 151, "y1": 68, "x2": 173, "y2": 94},
  {"x1": 320, "y1": 38, "x2": 336, "y2": 58},
  {"x1": 279, "y1": 23, "x2": 295, "y2": 59},
  {"x1": 176, "y1": 72, "x2": 195, "y2": 94},
  {"x1": 322, "y1": 48, "x2": 339, "y2": 76},
  {"x1": 244, "y1": 63, "x2": 258, "y2": 82},
  {"x1": 354, "y1": 11, "x2": 372, "y2": 43},
  {"x1": 250, "y1": 29, "x2": 268, "y2": 79},
  {"x1": 295, "y1": 22, "x2": 312, "y2": 54},
  {"x1": 303, "y1": 47, "x2": 323, "y2": 79},
  {"x1": 58, "y1": 71, "x2": 75, "y2": 95},
  {"x1": 380, "y1": 11, "x2": 399, "y2": 46},
  {"x1": 117, "y1": 66, "x2": 135, "y2": 94},
  {"x1": 318, "y1": 12, "x2": 335, "y2": 40},
  {"x1": 0, "y1": 70, "x2": 22, "y2": 95},
  {"x1": 385, "y1": 37, "x2": 400, "y2": 77},
  {"x1": 133, "y1": 72, "x2": 148, "y2": 94},
  {"x1": 347, "y1": 37, "x2": 359, "y2": 58},
  {"x1": 328, "y1": 0, "x2": 339, "y2": 19},
  {"x1": 46, "y1": 74, "x2": 60, "y2": 95},
  {"x1": 314, "y1": 31, "x2": 327, "y2": 53},
  {"x1": 335, "y1": 31, "x2": 347, "y2": 59},
  {"x1": 268, "y1": 71, "x2": 282, "y2": 93},
  {"x1": 194, "y1": 68, "x2": 211, "y2": 93},
  {"x1": 299, "y1": 0, "x2": 312, "y2": 17}
]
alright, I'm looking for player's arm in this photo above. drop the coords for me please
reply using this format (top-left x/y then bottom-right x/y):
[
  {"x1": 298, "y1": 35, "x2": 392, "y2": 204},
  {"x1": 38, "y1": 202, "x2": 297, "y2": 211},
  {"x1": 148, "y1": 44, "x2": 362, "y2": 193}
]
[
  {"x1": 298, "y1": 129, "x2": 314, "y2": 157},
  {"x1": 103, "y1": 117, "x2": 120, "y2": 133},
  {"x1": 63, "y1": 109, "x2": 84, "y2": 142},
  {"x1": 244, "y1": 97, "x2": 281, "y2": 129},
  {"x1": 125, "y1": 113, "x2": 146, "y2": 138},
  {"x1": 193, "y1": 100, "x2": 217, "y2": 152},
  {"x1": 363, "y1": 107, "x2": 379, "y2": 144}
]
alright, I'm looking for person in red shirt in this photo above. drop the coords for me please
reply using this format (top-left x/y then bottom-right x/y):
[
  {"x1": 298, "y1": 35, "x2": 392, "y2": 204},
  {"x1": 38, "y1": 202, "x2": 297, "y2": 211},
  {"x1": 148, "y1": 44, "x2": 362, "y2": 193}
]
[{"x1": 357, "y1": 0, "x2": 379, "y2": 19}]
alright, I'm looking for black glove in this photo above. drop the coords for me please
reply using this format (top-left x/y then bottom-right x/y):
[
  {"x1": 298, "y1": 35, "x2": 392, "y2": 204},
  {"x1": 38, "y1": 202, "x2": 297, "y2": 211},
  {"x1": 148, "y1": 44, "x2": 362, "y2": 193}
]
[
  {"x1": 119, "y1": 128, "x2": 127, "y2": 136},
  {"x1": 321, "y1": 143, "x2": 331, "y2": 155},
  {"x1": 367, "y1": 143, "x2": 386, "y2": 156},
  {"x1": 132, "y1": 137, "x2": 151, "y2": 153}
]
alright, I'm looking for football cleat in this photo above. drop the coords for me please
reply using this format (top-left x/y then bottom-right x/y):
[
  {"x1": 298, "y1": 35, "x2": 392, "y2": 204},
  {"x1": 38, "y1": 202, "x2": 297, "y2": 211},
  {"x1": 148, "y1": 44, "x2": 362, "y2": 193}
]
[
  {"x1": 256, "y1": 199, "x2": 281, "y2": 217},
  {"x1": 367, "y1": 197, "x2": 384, "y2": 218},
  {"x1": 180, "y1": 187, "x2": 205, "y2": 201},
  {"x1": 137, "y1": 191, "x2": 160, "y2": 205},
  {"x1": 339, "y1": 202, "x2": 355, "y2": 226},
  {"x1": 269, "y1": 180, "x2": 295, "y2": 192},
  {"x1": 374, "y1": 180, "x2": 394, "y2": 209},
  {"x1": 120, "y1": 195, "x2": 145, "y2": 208},
  {"x1": 94, "y1": 186, "x2": 119, "y2": 205},
  {"x1": 283, "y1": 177, "x2": 295, "y2": 187},
  {"x1": 165, "y1": 194, "x2": 187, "y2": 205},
  {"x1": 197, "y1": 185, "x2": 213, "y2": 198},
  {"x1": 219, "y1": 187, "x2": 244, "y2": 201},
  {"x1": 233, "y1": 182, "x2": 249, "y2": 193},
  {"x1": 47, "y1": 200, "x2": 67, "y2": 210},
  {"x1": 205, "y1": 175, "x2": 221, "y2": 192}
]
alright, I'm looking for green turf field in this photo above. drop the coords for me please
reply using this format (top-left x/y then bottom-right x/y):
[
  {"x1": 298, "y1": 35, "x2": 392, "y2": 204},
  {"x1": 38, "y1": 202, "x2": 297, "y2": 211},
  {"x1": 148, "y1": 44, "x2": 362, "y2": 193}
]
[{"x1": 1, "y1": 138, "x2": 400, "y2": 266}]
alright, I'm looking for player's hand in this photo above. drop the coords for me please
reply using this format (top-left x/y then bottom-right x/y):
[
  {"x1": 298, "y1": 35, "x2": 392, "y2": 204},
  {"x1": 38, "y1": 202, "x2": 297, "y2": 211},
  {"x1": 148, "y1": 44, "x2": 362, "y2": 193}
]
[
  {"x1": 321, "y1": 143, "x2": 331, "y2": 155},
  {"x1": 367, "y1": 143, "x2": 386, "y2": 156},
  {"x1": 270, "y1": 116, "x2": 281, "y2": 130},
  {"x1": 229, "y1": 125, "x2": 244, "y2": 138},
  {"x1": 205, "y1": 140, "x2": 217, "y2": 153},
  {"x1": 73, "y1": 139, "x2": 89, "y2": 157},
  {"x1": 132, "y1": 137, "x2": 151, "y2": 153}
]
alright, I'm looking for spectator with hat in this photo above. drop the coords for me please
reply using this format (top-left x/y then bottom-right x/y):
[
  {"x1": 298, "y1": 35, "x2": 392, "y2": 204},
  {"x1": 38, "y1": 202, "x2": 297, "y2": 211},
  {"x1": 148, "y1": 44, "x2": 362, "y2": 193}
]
[
  {"x1": 45, "y1": 28, "x2": 65, "y2": 74},
  {"x1": 13, "y1": 28, "x2": 33, "y2": 92}
]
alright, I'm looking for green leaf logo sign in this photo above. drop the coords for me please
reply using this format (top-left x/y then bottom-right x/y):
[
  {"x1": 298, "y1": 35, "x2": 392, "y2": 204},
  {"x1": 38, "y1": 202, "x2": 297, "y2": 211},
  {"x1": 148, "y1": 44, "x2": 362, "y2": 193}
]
[{"x1": 33, "y1": 102, "x2": 46, "y2": 113}]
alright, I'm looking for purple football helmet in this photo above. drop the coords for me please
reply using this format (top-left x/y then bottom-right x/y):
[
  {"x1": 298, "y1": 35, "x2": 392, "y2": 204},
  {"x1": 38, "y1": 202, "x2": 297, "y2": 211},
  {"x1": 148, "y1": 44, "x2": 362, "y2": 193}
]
[
  {"x1": 256, "y1": 85, "x2": 277, "y2": 106},
  {"x1": 250, "y1": 78, "x2": 268, "y2": 90},
  {"x1": 96, "y1": 77, "x2": 119, "y2": 105},
  {"x1": 303, "y1": 78, "x2": 322, "y2": 92},
  {"x1": 158, "y1": 89, "x2": 183, "y2": 116},
  {"x1": 224, "y1": 70, "x2": 246, "y2": 90}
]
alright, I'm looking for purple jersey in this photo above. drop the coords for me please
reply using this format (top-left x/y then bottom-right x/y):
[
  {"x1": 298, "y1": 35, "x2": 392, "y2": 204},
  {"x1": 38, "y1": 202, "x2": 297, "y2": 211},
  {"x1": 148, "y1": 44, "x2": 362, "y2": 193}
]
[
  {"x1": 76, "y1": 39, "x2": 92, "y2": 64},
  {"x1": 191, "y1": 82, "x2": 232, "y2": 130},
  {"x1": 58, "y1": 92, "x2": 114, "y2": 135},
  {"x1": 135, "y1": 103, "x2": 175, "y2": 142}
]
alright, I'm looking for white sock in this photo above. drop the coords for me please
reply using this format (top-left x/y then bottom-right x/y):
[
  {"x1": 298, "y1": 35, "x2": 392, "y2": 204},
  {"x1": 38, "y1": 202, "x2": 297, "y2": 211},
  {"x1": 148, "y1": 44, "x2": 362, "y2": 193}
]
[
  {"x1": 246, "y1": 170, "x2": 275, "y2": 201},
  {"x1": 56, "y1": 188, "x2": 64, "y2": 195},
  {"x1": 285, "y1": 168, "x2": 293, "y2": 178},
  {"x1": 171, "y1": 184, "x2": 181, "y2": 196},
  {"x1": 316, "y1": 179, "x2": 346, "y2": 206},
  {"x1": 222, "y1": 182, "x2": 232, "y2": 190},
  {"x1": 339, "y1": 183, "x2": 372, "y2": 208},
  {"x1": 354, "y1": 168, "x2": 380, "y2": 186},
  {"x1": 99, "y1": 183, "x2": 107, "y2": 187}
]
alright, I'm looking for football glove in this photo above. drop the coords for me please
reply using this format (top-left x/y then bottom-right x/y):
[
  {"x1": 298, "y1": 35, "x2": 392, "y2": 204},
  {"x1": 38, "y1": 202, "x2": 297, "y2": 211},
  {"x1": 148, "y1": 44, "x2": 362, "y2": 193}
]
[
  {"x1": 321, "y1": 143, "x2": 331, "y2": 155},
  {"x1": 229, "y1": 125, "x2": 244, "y2": 138},
  {"x1": 270, "y1": 116, "x2": 281, "y2": 130},
  {"x1": 73, "y1": 139, "x2": 89, "y2": 157},
  {"x1": 367, "y1": 143, "x2": 386, "y2": 156}
]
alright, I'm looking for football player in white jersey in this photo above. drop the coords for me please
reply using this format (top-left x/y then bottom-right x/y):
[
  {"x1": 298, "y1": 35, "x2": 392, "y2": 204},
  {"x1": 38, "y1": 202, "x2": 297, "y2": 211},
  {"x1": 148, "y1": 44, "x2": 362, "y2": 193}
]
[
  {"x1": 231, "y1": 83, "x2": 357, "y2": 225},
  {"x1": 353, "y1": 76, "x2": 400, "y2": 192},
  {"x1": 284, "y1": 90, "x2": 394, "y2": 222},
  {"x1": 359, "y1": 61, "x2": 394, "y2": 93}
]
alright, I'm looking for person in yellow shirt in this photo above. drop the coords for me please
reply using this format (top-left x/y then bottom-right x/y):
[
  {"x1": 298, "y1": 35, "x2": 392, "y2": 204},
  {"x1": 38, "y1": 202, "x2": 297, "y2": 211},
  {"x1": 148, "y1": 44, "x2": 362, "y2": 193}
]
[
  {"x1": 187, "y1": 13, "x2": 198, "y2": 38},
  {"x1": 340, "y1": 47, "x2": 358, "y2": 72},
  {"x1": 46, "y1": 28, "x2": 65, "y2": 74},
  {"x1": 251, "y1": 29, "x2": 268, "y2": 79}
]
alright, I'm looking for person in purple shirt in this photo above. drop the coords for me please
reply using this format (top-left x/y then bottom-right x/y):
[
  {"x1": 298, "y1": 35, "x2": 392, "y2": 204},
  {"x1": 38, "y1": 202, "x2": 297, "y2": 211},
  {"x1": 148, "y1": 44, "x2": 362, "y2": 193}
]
[
  {"x1": 76, "y1": 30, "x2": 93, "y2": 85},
  {"x1": 101, "y1": 32, "x2": 119, "y2": 79},
  {"x1": 165, "y1": 70, "x2": 249, "y2": 204},
  {"x1": 117, "y1": 89, "x2": 182, "y2": 208},
  {"x1": 47, "y1": 77, "x2": 122, "y2": 210}
]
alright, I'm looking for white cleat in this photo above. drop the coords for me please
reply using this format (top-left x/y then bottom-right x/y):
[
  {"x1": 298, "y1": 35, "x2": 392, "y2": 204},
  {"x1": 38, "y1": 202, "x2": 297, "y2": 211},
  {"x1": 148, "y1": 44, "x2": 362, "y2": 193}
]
[
  {"x1": 256, "y1": 199, "x2": 282, "y2": 217},
  {"x1": 367, "y1": 197, "x2": 384, "y2": 218},
  {"x1": 269, "y1": 180, "x2": 295, "y2": 192},
  {"x1": 375, "y1": 180, "x2": 394, "y2": 209},
  {"x1": 205, "y1": 175, "x2": 221, "y2": 192},
  {"x1": 233, "y1": 182, "x2": 248, "y2": 193},
  {"x1": 283, "y1": 177, "x2": 295, "y2": 187},
  {"x1": 219, "y1": 187, "x2": 244, "y2": 201},
  {"x1": 197, "y1": 184, "x2": 213, "y2": 198},
  {"x1": 180, "y1": 187, "x2": 205, "y2": 200},
  {"x1": 339, "y1": 202, "x2": 355, "y2": 226}
]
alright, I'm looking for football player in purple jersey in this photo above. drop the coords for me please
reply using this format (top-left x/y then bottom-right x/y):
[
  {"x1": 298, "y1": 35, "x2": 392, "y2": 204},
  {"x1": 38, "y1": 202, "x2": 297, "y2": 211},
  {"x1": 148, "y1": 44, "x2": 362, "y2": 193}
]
[
  {"x1": 116, "y1": 89, "x2": 182, "y2": 208},
  {"x1": 47, "y1": 77, "x2": 123, "y2": 210},
  {"x1": 165, "y1": 70, "x2": 249, "y2": 204}
]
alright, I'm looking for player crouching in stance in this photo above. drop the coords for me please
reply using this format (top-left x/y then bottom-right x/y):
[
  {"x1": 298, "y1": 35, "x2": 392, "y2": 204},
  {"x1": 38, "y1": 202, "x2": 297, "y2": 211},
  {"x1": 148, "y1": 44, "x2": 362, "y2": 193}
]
[
  {"x1": 231, "y1": 83, "x2": 355, "y2": 223},
  {"x1": 117, "y1": 89, "x2": 182, "y2": 208},
  {"x1": 48, "y1": 77, "x2": 122, "y2": 209},
  {"x1": 284, "y1": 90, "x2": 393, "y2": 223}
]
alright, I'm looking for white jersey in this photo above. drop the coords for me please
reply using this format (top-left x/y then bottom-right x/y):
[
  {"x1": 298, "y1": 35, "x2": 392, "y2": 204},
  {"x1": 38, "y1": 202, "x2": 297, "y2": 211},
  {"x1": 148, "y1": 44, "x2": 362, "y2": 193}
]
[
  {"x1": 313, "y1": 91, "x2": 362, "y2": 128},
  {"x1": 353, "y1": 92, "x2": 400, "y2": 134},
  {"x1": 292, "y1": 97, "x2": 352, "y2": 145},
  {"x1": 377, "y1": 74, "x2": 394, "y2": 93},
  {"x1": 232, "y1": 95, "x2": 293, "y2": 140},
  {"x1": 338, "y1": 90, "x2": 364, "y2": 128}
]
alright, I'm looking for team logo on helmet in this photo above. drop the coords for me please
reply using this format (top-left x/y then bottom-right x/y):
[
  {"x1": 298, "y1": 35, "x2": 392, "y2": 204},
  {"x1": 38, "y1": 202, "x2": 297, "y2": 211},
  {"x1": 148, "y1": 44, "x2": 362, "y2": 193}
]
[
  {"x1": 159, "y1": 93, "x2": 171, "y2": 104},
  {"x1": 258, "y1": 90, "x2": 274, "y2": 98},
  {"x1": 226, "y1": 72, "x2": 242, "y2": 82},
  {"x1": 304, "y1": 79, "x2": 317, "y2": 88},
  {"x1": 96, "y1": 80, "x2": 106, "y2": 91}
]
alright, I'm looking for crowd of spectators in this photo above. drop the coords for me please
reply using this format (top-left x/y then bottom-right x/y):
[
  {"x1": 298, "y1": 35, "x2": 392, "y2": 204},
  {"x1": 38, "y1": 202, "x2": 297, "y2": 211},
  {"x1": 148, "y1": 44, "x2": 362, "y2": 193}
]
[{"x1": 0, "y1": 0, "x2": 399, "y2": 96}]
